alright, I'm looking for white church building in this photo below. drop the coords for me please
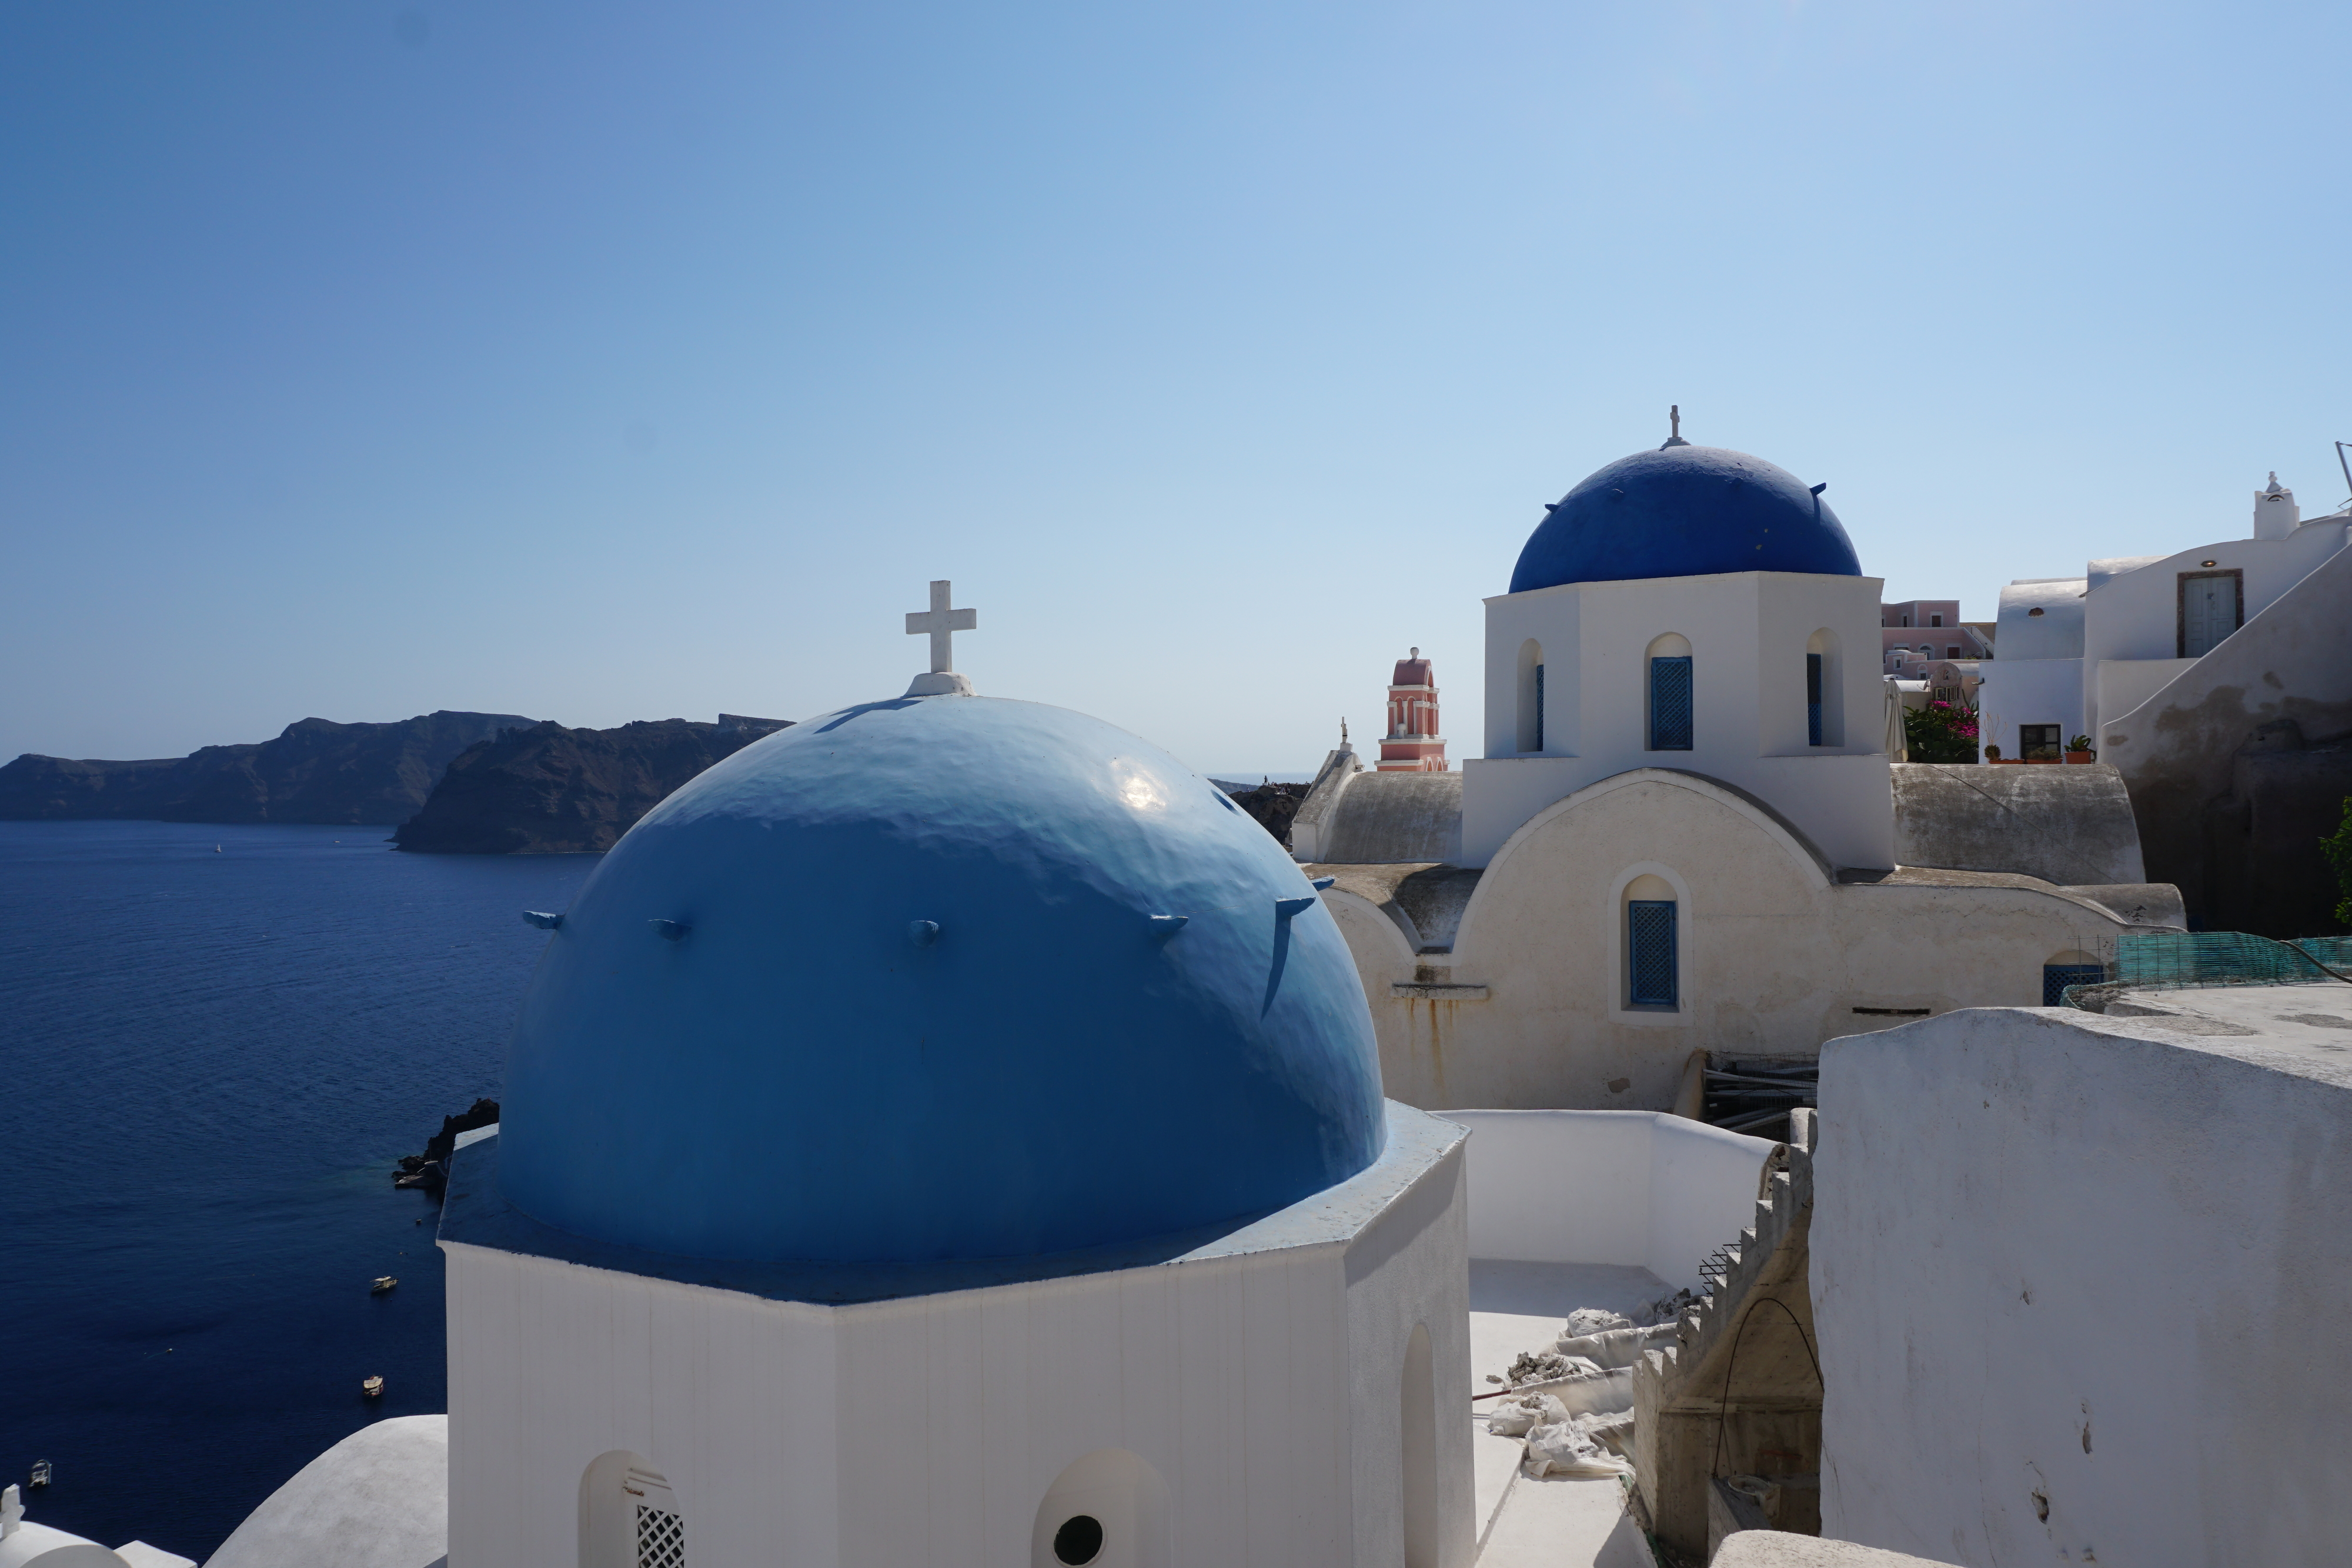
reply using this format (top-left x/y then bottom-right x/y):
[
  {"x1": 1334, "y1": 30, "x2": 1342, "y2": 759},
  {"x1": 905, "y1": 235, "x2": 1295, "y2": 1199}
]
[
  {"x1": 1291, "y1": 429, "x2": 2186, "y2": 1111},
  {"x1": 435, "y1": 641, "x2": 1485, "y2": 1567}
]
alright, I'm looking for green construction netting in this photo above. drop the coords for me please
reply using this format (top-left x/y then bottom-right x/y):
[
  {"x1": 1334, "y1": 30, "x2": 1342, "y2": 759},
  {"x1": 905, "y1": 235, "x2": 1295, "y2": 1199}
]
[{"x1": 2062, "y1": 932, "x2": 2352, "y2": 1007}]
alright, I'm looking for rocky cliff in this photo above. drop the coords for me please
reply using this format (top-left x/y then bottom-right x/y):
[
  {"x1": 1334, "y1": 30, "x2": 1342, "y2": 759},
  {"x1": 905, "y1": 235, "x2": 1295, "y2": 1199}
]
[
  {"x1": 392, "y1": 714, "x2": 792, "y2": 854},
  {"x1": 1213, "y1": 778, "x2": 1308, "y2": 849},
  {"x1": 0, "y1": 711, "x2": 535, "y2": 824}
]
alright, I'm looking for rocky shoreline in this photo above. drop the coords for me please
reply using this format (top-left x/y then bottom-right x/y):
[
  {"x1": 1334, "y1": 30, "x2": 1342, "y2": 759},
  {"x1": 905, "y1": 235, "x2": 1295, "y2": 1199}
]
[{"x1": 393, "y1": 1098, "x2": 502, "y2": 1196}]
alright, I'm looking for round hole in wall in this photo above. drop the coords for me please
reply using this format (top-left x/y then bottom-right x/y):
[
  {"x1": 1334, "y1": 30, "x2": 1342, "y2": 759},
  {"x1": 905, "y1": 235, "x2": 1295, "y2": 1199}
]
[
  {"x1": 1053, "y1": 1515, "x2": 1105, "y2": 1565},
  {"x1": 2200, "y1": 560, "x2": 2217, "y2": 567},
  {"x1": 2026, "y1": 607, "x2": 2044, "y2": 616}
]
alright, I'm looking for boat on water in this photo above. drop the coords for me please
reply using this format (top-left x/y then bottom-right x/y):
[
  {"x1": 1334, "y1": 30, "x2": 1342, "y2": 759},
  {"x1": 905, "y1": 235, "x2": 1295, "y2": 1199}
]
[
  {"x1": 29, "y1": 1460, "x2": 51, "y2": 1487},
  {"x1": 362, "y1": 1376, "x2": 385, "y2": 1398},
  {"x1": 371, "y1": 1276, "x2": 397, "y2": 1294}
]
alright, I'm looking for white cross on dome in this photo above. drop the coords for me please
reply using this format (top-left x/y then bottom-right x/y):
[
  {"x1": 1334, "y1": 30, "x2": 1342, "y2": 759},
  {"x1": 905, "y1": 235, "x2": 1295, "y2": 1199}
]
[{"x1": 903, "y1": 580, "x2": 978, "y2": 696}]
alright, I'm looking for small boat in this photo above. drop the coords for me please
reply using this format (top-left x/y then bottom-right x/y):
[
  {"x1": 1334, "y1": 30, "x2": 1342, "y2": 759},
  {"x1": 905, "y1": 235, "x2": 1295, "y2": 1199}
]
[
  {"x1": 371, "y1": 1276, "x2": 397, "y2": 1294},
  {"x1": 362, "y1": 1376, "x2": 385, "y2": 1398},
  {"x1": 30, "y1": 1460, "x2": 52, "y2": 1487}
]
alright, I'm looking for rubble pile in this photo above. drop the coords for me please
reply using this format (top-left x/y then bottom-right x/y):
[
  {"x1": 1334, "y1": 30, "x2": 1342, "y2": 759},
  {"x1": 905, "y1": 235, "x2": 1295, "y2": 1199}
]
[{"x1": 1484, "y1": 1302, "x2": 1688, "y2": 1482}]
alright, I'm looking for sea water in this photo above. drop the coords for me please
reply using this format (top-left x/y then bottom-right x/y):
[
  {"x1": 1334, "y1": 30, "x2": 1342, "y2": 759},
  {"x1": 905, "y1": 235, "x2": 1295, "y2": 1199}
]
[{"x1": 0, "y1": 821, "x2": 592, "y2": 1560}]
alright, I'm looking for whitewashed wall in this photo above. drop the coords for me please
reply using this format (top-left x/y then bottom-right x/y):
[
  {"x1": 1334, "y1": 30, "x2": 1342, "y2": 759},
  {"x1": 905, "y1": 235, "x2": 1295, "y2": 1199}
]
[
  {"x1": 443, "y1": 1115, "x2": 1473, "y2": 1568},
  {"x1": 1468, "y1": 570, "x2": 1893, "y2": 870},
  {"x1": 1328, "y1": 769, "x2": 2146, "y2": 1112},
  {"x1": 2082, "y1": 523, "x2": 2348, "y2": 668},
  {"x1": 2091, "y1": 656, "x2": 2196, "y2": 741},
  {"x1": 0, "y1": 1522, "x2": 134, "y2": 1567},
  {"x1": 1972, "y1": 658, "x2": 2084, "y2": 761},
  {"x1": 1990, "y1": 579, "x2": 2087, "y2": 662},
  {"x1": 1813, "y1": 1006, "x2": 2352, "y2": 1567},
  {"x1": 1440, "y1": 1110, "x2": 1774, "y2": 1289},
  {"x1": 1982, "y1": 521, "x2": 2348, "y2": 754},
  {"x1": 205, "y1": 1416, "x2": 447, "y2": 1568}
]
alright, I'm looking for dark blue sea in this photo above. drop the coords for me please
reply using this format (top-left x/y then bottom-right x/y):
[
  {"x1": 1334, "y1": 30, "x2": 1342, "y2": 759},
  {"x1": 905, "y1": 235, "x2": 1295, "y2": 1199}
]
[{"x1": 0, "y1": 821, "x2": 592, "y2": 1561}]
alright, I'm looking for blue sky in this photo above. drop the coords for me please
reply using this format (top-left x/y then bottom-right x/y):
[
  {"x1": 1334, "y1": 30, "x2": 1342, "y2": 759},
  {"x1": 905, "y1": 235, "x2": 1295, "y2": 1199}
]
[{"x1": 5, "y1": 0, "x2": 2347, "y2": 775}]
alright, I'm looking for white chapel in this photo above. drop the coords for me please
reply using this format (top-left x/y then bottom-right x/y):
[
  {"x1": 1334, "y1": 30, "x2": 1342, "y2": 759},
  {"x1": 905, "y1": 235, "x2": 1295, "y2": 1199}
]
[
  {"x1": 442, "y1": 601, "x2": 1472, "y2": 1568},
  {"x1": 1291, "y1": 426, "x2": 2187, "y2": 1109}
]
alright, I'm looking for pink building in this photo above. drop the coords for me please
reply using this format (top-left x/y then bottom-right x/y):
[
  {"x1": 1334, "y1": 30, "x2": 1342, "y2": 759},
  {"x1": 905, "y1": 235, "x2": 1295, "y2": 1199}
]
[
  {"x1": 1377, "y1": 647, "x2": 1448, "y2": 771},
  {"x1": 1882, "y1": 599, "x2": 1992, "y2": 679}
]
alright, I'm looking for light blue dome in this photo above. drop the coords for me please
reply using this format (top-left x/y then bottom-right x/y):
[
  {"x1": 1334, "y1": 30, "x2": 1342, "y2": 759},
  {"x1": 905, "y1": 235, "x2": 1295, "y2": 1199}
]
[
  {"x1": 497, "y1": 694, "x2": 1386, "y2": 1265},
  {"x1": 1511, "y1": 444, "x2": 1862, "y2": 591}
]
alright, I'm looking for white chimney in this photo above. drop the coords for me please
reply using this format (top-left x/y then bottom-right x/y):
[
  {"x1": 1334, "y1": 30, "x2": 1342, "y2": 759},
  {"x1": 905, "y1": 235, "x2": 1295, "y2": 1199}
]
[{"x1": 2253, "y1": 472, "x2": 2299, "y2": 540}]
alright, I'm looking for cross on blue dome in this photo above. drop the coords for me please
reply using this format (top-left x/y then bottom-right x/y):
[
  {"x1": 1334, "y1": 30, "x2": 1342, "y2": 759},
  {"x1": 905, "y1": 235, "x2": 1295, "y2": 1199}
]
[{"x1": 496, "y1": 681, "x2": 1385, "y2": 1265}]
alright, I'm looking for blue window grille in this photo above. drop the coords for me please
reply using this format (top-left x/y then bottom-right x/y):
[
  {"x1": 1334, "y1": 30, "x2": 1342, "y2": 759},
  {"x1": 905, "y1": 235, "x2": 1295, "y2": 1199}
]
[
  {"x1": 1649, "y1": 657, "x2": 1693, "y2": 751},
  {"x1": 1806, "y1": 653, "x2": 1824, "y2": 747},
  {"x1": 1533, "y1": 663, "x2": 1545, "y2": 753},
  {"x1": 1629, "y1": 900, "x2": 1678, "y2": 1007},
  {"x1": 2042, "y1": 964, "x2": 2104, "y2": 1006}
]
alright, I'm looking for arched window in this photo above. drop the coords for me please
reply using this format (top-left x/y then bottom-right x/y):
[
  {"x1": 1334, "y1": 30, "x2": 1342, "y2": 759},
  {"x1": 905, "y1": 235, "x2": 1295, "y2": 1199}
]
[
  {"x1": 1646, "y1": 634, "x2": 1692, "y2": 751},
  {"x1": 1031, "y1": 1449, "x2": 1170, "y2": 1568},
  {"x1": 580, "y1": 1451, "x2": 684, "y2": 1568},
  {"x1": 2043, "y1": 950, "x2": 2104, "y2": 1007},
  {"x1": 1805, "y1": 628, "x2": 1843, "y2": 747},
  {"x1": 1401, "y1": 1323, "x2": 1437, "y2": 1568},
  {"x1": 1623, "y1": 873, "x2": 1679, "y2": 1009},
  {"x1": 1516, "y1": 638, "x2": 1545, "y2": 754}
]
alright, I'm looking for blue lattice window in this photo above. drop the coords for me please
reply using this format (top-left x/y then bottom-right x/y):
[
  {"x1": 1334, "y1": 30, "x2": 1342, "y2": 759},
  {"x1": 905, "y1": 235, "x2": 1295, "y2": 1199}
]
[
  {"x1": 1629, "y1": 900, "x2": 1678, "y2": 1007},
  {"x1": 1806, "y1": 653, "x2": 1824, "y2": 747},
  {"x1": 2042, "y1": 964, "x2": 2103, "y2": 1006},
  {"x1": 1649, "y1": 657, "x2": 1693, "y2": 751}
]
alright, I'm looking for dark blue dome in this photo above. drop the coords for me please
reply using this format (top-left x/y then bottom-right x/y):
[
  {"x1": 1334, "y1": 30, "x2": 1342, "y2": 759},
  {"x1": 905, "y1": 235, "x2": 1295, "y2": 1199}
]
[
  {"x1": 1510, "y1": 444, "x2": 1862, "y2": 592},
  {"x1": 496, "y1": 693, "x2": 1385, "y2": 1266}
]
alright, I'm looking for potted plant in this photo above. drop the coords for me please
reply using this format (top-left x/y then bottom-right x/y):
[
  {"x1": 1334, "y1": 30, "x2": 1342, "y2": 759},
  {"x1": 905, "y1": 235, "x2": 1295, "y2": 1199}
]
[{"x1": 2066, "y1": 734, "x2": 2097, "y2": 764}]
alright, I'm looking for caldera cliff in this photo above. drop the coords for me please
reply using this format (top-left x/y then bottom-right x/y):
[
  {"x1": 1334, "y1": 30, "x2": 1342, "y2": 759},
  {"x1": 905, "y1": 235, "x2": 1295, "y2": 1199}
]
[
  {"x1": 0, "y1": 711, "x2": 536, "y2": 825},
  {"x1": 392, "y1": 714, "x2": 791, "y2": 854}
]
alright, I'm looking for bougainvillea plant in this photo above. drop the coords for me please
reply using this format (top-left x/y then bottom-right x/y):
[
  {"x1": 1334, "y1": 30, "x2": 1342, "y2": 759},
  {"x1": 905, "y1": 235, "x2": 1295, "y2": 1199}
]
[{"x1": 1904, "y1": 698, "x2": 1982, "y2": 764}]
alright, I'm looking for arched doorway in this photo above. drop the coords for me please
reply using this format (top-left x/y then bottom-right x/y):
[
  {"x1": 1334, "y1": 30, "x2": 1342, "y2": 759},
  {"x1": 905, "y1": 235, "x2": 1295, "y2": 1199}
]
[
  {"x1": 2043, "y1": 948, "x2": 2104, "y2": 1006},
  {"x1": 1401, "y1": 1322, "x2": 1438, "y2": 1568}
]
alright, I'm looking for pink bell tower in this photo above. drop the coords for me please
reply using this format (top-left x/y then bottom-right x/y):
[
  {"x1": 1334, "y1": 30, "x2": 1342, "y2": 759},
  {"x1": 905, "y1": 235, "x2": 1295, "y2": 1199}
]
[{"x1": 1377, "y1": 647, "x2": 1448, "y2": 772}]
